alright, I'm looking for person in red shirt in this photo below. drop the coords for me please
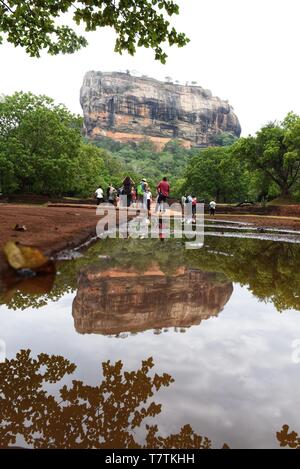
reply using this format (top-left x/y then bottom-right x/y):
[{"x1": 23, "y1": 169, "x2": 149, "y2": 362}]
[{"x1": 156, "y1": 177, "x2": 170, "y2": 212}]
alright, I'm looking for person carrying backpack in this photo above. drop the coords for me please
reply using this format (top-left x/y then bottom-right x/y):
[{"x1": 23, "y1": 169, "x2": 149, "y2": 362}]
[
  {"x1": 122, "y1": 176, "x2": 135, "y2": 207},
  {"x1": 136, "y1": 179, "x2": 145, "y2": 207}
]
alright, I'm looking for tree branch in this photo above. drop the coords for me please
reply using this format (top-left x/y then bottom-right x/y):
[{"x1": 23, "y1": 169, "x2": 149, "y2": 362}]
[
  {"x1": 255, "y1": 161, "x2": 283, "y2": 187},
  {"x1": 288, "y1": 161, "x2": 300, "y2": 188},
  {"x1": 0, "y1": 0, "x2": 14, "y2": 14}
]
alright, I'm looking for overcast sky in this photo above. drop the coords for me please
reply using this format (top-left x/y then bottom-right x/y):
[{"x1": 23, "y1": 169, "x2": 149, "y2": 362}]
[{"x1": 0, "y1": 0, "x2": 299, "y2": 136}]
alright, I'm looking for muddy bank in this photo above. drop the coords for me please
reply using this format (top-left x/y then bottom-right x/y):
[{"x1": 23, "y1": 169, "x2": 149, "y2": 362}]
[{"x1": 0, "y1": 204, "x2": 102, "y2": 275}]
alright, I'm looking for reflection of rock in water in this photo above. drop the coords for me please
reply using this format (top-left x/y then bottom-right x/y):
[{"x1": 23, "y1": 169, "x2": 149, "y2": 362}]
[{"x1": 72, "y1": 264, "x2": 233, "y2": 335}]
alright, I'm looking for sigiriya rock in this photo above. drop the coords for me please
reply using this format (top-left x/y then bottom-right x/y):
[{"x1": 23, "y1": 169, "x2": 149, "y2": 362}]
[{"x1": 80, "y1": 71, "x2": 241, "y2": 149}]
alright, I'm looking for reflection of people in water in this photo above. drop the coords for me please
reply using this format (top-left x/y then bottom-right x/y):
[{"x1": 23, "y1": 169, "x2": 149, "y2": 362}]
[
  {"x1": 192, "y1": 195, "x2": 197, "y2": 218},
  {"x1": 0, "y1": 350, "x2": 214, "y2": 449},
  {"x1": 159, "y1": 218, "x2": 166, "y2": 242}
]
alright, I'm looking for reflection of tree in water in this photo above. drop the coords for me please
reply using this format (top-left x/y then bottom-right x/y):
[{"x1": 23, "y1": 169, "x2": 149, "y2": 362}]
[
  {"x1": 0, "y1": 350, "x2": 214, "y2": 449},
  {"x1": 0, "y1": 272, "x2": 56, "y2": 310},
  {"x1": 277, "y1": 425, "x2": 300, "y2": 448},
  {"x1": 1, "y1": 350, "x2": 299, "y2": 449},
  {"x1": 186, "y1": 238, "x2": 300, "y2": 312},
  {"x1": 2, "y1": 237, "x2": 300, "y2": 312}
]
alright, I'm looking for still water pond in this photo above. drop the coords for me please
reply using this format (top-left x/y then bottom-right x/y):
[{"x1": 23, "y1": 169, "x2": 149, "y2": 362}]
[{"x1": 1, "y1": 233, "x2": 300, "y2": 448}]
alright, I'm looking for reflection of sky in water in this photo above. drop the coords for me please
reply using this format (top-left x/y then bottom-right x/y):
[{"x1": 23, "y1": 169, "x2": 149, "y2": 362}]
[{"x1": 1, "y1": 283, "x2": 300, "y2": 448}]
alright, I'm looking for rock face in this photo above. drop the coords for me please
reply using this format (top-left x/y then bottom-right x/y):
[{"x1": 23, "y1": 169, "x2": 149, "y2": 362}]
[
  {"x1": 72, "y1": 264, "x2": 233, "y2": 335},
  {"x1": 80, "y1": 71, "x2": 241, "y2": 149}
]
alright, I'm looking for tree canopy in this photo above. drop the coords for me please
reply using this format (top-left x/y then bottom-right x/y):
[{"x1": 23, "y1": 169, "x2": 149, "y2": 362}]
[
  {"x1": 0, "y1": 92, "x2": 108, "y2": 196},
  {"x1": 183, "y1": 146, "x2": 250, "y2": 202},
  {"x1": 232, "y1": 113, "x2": 300, "y2": 198},
  {"x1": 0, "y1": 0, "x2": 189, "y2": 63}
]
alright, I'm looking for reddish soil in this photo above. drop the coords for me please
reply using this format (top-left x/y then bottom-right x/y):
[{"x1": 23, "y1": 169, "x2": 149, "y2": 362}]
[{"x1": 0, "y1": 204, "x2": 100, "y2": 275}]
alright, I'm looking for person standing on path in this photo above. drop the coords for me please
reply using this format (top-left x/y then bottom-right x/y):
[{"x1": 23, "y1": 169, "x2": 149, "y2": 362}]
[
  {"x1": 209, "y1": 200, "x2": 216, "y2": 216},
  {"x1": 184, "y1": 194, "x2": 193, "y2": 223},
  {"x1": 145, "y1": 187, "x2": 152, "y2": 215},
  {"x1": 156, "y1": 177, "x2": 170, "y2": 212},
  {"x1": 107, "y1": 184, "x2": 117, "y2": 206},
  {"x1": 142, "y1": 179, "x2": 149, "y2": 210},
  {"x1": 136, "y1": 179, "x2": 146, "y2": 207},
  {"x1": 95, "y1": 186, "x2": 104, "y2": 205},
  {"x1": 192, "y1": 195, "x2": 197, "y2": 218},
  {"x1": 122, "y1": 176, "x2": 135, "y2": 207}
]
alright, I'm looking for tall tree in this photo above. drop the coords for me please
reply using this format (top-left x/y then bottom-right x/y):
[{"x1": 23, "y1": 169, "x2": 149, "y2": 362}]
[
  {"x1": 184, "y1": 146, "x2": 249, "y2": 202},
  {"x1": 0, "y1": 0, "x2": 189, "y2": 63},
  {"x1": 0, "y1": 92, "x2": 106, "y2": 196},
  {"x1": 0, "y1": 91, "x2": 82, "y2": 137},
  {"x1": 233, "y1": 113, "x2": 300, "y2": 198}
]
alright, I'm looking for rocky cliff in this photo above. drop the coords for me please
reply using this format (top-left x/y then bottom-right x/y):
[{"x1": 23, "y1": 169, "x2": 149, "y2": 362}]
[
  {"x1": 80, "y1": 71, "x2": 241, "y2": 149},
  {"x1": 72, "y1": 264, "x2": 233, "y2": 335}
]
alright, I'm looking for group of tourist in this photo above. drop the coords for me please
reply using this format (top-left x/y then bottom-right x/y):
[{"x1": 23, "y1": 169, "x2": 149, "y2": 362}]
[
  {"x1": 94, "y1": 176, "x2": 170, "y2": 213},
  {"x1": 95, "y1": 177, "x2": 216, "y2": 215},
  {"x1": 181, "y1": 194, "x2": 216, "y2": 216}
]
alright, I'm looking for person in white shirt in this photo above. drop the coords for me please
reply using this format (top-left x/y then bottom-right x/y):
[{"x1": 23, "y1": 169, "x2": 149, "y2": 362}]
[
  {"x1": 209, "y1": 200, "x2": 216, "y2": 216},
  {"x1": 184, "y1": 194, "x2": 193, "y2": 223},
  {"x1": 145, "y1": 188, "x2": 152, "y2": 213},
  {"x1": 95, "y1": 186, "x2": 104, "y2": 205}
]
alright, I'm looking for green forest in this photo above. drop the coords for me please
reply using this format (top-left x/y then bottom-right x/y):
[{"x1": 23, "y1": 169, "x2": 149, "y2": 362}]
[{"x1": 1, "y1": 91, "x2": 300, "y2": 203}]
